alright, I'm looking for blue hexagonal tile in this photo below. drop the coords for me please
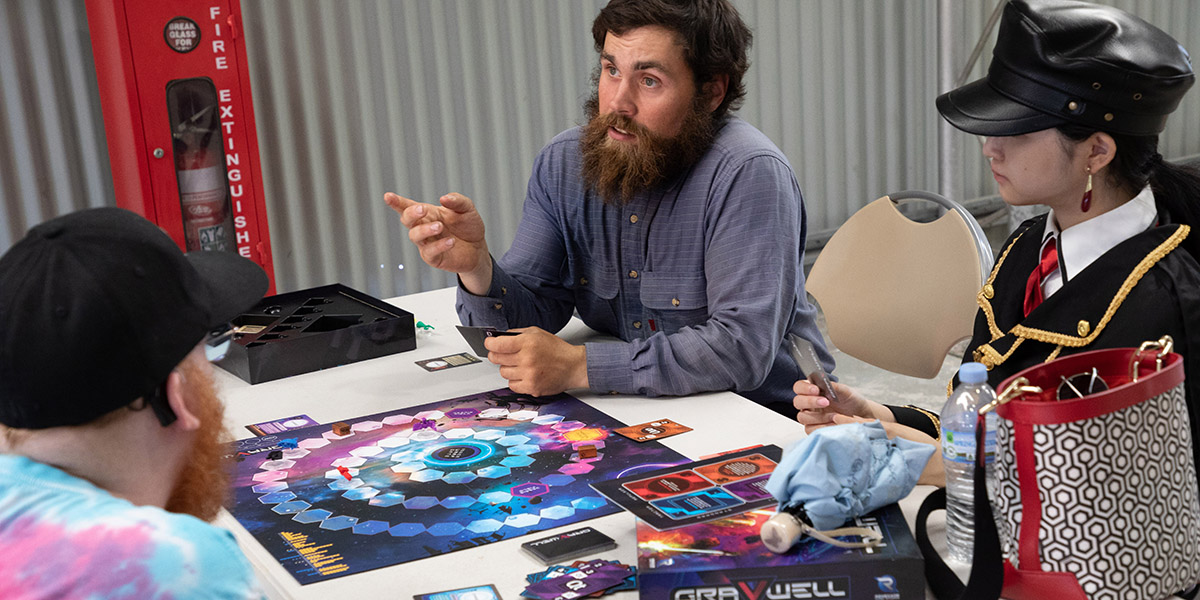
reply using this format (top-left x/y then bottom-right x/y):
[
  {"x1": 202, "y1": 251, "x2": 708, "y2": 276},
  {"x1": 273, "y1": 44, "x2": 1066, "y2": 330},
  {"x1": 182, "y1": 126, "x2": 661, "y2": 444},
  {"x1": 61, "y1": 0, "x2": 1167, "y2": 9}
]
[
  {"x1": 473, "y1": 429, "x2": 505, "y2": 441},
  {"x1": 477, "y1": 465, "x2": 512, "y2": 479},
  {"x1": 539, "y1": 505, "x2": 576, "y2": 520},
  {"x1": 507, "y1": 444, "x2": 541, "y2": 456},
  {"x1": 272, "y1": 500, "x2": 311, "y2": 515},
  {"x1": 531, "y1": 414, "x2": 564, "y2": 425},
  {"x1": 389, "y1": 523, "x2": 426, "y2": 537},
  {"x1": 478, "y1": 491, "x2": 512, "y2": 505},
  {"x1": 320, "y1": 516, "x2": 358, "y2": 531},
  {"x1": 539, "y1": 474, "x2": 576, "y2": 487},
  {"x1": 352, "y1": 520, "x2": 390, "y2": 535},
  {"x1": 443, "y1": 471, "x2": 478, "y2": 485},
  {"x1": 328, "y1": 478, "x2": 364, "y2": 491},
  {"x1": 570, "y1": 496, "x2": 608, "y2": 511},
  {"x1": 440, "y1": 495, "x2": 476, "y2": 509},
  {"x1": 369, "y1": 493, "x2": 406, "y2": 508},
  {"x1": 465, "y1": 519, "x2": 504, "y2": 534},
  {"x1": 292, "y1": 509, "x2": 332, "y2": 524},
  {"x1": 427, "y1": 522, "x2": 465, "y2": 536},
  {"x1": 500, "y1": 456, "x2": 535, "y2": 468},
  {"x1": 343, "y1": 487, "x2": 380, "y2": 501},
  {"x1": 496, "y1": 435, "x2": 530, "y2": 447},
  {"x1": 503, "y1": 513, "x2": 541, "y2": 528},
  {"x1": 443, "y1": 428, "x2": 475, "y2": 440},
  {"x1": 251, "y1": 481, "x2": 289, "y2": 494},
  {"x1": 409, "y1": 469, "x2": 446, "y2": 483},
  {"x1": 258, "y1": 491, "x2": 298, "y2": 504},
  {"x1": 403, "y1": 496, "x2": 440, "y2": 510},
  {"x1": 390, "y1": 450, "x2": 420, "y2": 462},
  {"x1": 391, "y1": 462, "x2": 425, "y2": 473}
]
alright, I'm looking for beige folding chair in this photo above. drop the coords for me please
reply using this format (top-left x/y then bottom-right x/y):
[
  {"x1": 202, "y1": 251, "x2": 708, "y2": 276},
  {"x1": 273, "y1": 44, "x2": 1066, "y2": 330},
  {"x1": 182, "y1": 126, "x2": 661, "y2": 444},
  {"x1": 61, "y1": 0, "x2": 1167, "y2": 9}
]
[{"x1": 807, "y1": 191, "x2": 994, "y2": 379}]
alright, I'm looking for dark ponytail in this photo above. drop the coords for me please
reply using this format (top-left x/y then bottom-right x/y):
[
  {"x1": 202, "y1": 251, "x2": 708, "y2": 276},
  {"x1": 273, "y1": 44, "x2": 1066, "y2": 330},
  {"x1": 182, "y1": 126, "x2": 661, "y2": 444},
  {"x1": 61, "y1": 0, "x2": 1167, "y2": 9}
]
[{"x1": 1058, "y1": 124, "x2": 1200, "y2": 259}]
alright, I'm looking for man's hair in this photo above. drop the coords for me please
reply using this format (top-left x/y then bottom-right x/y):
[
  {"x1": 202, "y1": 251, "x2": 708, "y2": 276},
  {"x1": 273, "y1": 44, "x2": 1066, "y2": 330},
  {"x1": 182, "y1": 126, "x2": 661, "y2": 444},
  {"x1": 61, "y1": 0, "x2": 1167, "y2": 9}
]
[{"x1": 592, "y1": 0, "x2": 752, "y2": 119}]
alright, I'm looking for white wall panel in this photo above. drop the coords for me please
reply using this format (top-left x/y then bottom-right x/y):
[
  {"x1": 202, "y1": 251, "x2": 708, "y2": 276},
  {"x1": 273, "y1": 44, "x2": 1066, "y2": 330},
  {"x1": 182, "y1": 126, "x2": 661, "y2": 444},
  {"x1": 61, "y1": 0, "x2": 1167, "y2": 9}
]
[{"x1": 2, "y1": 0, "x2": 1197, "y2": 298}]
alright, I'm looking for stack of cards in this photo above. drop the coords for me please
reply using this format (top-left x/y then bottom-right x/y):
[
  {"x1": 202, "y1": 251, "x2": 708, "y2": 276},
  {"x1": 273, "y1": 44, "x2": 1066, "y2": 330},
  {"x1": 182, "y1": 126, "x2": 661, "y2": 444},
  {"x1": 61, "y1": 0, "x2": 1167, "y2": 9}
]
[{"x1": 521, "y1": 560, "x2": 636, "y2": 600}]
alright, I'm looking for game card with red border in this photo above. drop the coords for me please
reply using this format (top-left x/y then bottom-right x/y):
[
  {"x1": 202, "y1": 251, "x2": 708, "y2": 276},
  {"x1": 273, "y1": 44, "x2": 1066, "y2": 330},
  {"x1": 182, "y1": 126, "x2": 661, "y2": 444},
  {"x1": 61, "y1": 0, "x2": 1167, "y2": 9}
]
[{"x1": 613, "y1": 418, "x2": 692, "y2": 442}]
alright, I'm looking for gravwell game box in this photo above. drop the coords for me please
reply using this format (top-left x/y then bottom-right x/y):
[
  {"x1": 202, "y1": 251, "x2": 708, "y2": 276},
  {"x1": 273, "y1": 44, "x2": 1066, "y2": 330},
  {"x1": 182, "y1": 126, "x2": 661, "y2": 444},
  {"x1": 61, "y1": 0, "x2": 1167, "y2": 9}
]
[{"x1": 636, "y1": 503, "x2": 924, "y2": 600}]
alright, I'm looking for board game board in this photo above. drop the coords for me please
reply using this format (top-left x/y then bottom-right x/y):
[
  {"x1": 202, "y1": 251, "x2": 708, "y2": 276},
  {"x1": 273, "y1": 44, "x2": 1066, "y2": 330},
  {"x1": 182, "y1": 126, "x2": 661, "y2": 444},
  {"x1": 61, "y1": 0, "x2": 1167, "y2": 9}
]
[{"x1": 226, "y1": 389, "x2": 687, "y2": 585}]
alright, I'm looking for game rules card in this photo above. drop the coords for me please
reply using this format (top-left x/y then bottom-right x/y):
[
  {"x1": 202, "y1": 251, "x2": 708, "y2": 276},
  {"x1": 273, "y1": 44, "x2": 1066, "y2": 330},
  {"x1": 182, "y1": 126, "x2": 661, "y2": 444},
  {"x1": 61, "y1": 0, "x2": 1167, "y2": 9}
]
[{"x1": 590, "y1": 445, "x2": 783, "y2": 530}]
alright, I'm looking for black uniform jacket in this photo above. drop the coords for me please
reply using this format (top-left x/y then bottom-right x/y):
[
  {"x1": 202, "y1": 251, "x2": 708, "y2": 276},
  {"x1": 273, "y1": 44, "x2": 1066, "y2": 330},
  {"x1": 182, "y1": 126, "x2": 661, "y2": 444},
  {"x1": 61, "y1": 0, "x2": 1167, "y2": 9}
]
[{"x1": 892, "y1": 212, "x2": 1200, "y2": 490}]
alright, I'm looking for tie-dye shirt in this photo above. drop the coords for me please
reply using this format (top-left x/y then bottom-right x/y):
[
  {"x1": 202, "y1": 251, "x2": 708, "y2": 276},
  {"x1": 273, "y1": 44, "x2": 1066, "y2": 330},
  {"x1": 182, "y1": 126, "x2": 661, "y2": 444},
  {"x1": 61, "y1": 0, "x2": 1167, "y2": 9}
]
[{"x1": 0, "y1": 454, "x2": 264, "y2": 599}]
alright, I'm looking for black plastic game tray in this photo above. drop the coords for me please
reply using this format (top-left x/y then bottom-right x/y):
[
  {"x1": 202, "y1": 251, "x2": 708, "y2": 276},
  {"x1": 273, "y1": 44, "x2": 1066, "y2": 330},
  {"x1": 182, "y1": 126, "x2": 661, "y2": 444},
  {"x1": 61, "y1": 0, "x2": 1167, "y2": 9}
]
[{"x1": 216, "y1": 283, "x2": 416, "y2": 384}]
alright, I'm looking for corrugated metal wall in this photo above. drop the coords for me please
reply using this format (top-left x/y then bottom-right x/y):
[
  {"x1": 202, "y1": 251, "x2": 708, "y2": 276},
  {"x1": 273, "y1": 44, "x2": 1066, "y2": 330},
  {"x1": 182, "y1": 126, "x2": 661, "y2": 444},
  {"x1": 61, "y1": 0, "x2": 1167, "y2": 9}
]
[{"x1": 3, "y1": 0, "x2": 1198, "y2": 298}]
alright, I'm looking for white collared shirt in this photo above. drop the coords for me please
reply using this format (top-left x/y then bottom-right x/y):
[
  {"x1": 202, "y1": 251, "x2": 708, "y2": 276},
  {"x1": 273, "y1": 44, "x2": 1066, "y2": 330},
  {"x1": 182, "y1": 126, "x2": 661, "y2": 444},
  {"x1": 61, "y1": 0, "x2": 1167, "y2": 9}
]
[{"x1": 1041, "y1": 186, "x2": 1157, "y2": 298}]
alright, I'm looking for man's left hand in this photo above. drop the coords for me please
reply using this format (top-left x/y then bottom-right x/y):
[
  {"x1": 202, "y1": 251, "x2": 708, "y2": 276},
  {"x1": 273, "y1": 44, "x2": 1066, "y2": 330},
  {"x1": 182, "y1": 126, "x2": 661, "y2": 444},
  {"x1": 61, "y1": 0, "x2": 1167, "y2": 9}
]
[{"x1": 484, "y1": 327, "x2": 588, "y2": 397}]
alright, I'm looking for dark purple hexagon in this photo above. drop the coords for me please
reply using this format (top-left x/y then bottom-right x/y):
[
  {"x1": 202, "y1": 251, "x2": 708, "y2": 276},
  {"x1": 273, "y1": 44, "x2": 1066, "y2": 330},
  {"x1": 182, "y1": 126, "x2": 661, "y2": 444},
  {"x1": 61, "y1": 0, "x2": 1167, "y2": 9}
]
[
  {"x1": 446, "y1": 408, "x2": 479, "y2": 419},
  {"x1": 510, "y1": 482, "x2": 550, "y2": 498}
]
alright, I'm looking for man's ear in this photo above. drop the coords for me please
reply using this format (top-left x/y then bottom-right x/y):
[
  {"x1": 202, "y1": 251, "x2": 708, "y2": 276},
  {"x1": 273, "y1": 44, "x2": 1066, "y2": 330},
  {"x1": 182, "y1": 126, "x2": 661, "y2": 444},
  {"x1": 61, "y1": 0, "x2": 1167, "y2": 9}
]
[
  {"x1": 702, "y1": 74, "x2": 729, "y2": 113},
  {"x1": 164, "y1": 369, "x2": 202, "y2": 432}
]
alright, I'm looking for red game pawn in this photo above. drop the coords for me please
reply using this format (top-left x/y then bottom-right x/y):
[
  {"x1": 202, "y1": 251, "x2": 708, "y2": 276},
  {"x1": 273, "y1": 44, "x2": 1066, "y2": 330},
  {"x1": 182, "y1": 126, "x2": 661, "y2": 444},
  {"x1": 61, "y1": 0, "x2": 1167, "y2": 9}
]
[{"x1": 337, "y1": 465, "x2": 352, "y2": 481}]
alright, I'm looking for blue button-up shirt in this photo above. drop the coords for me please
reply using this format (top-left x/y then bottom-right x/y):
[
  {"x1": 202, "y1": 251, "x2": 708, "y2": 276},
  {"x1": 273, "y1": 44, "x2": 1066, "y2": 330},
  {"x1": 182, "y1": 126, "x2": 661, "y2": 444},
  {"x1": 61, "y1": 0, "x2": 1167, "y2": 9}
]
[{"x1": 458, "y1": 117, "x2": 833, "y2": 411}]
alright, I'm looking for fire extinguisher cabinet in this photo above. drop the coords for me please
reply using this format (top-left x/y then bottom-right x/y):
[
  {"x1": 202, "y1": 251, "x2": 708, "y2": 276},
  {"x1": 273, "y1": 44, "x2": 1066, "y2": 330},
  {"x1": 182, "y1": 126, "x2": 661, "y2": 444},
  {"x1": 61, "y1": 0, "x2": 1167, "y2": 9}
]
[{"x1": 87, "y1": 0, "x2": 276, "y2": 293}]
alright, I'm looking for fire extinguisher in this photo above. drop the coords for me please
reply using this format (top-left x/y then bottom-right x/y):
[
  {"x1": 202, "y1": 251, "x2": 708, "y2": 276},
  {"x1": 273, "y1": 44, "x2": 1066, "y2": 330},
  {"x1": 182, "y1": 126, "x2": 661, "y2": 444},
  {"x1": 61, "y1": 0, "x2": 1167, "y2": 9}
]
[
  {"x1": 176, "y1": 142, "x2": 233, "y2": 252},
  {"x1": 169, "y1": 81, "x2": 235, "y2": 253}
]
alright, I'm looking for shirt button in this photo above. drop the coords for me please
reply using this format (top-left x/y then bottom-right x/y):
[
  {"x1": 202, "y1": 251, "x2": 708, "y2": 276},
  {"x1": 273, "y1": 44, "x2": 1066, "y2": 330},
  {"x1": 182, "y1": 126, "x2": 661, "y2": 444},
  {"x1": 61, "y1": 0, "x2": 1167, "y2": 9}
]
[
  {"x1": 493, "y1": 303, "x2": 503, "y2": 310},
  {"x1": 630, "y1": 214, "x2": 639, "y2": 224},
  {"x1": 580, "y1": 277, "x2": 588, "y2": 285},
  {"x1": 633, "y1": 321, "x2": 642, "y2": 329},
  {"x1": 501, "y1": 287, "x2": 507, "y2": 295},
  {"x1": 671, "y1": 298, "x2": 680, "y2": 307},
  {"x1": 629, "y1": 270, "x2": 639, "y2": 279}
]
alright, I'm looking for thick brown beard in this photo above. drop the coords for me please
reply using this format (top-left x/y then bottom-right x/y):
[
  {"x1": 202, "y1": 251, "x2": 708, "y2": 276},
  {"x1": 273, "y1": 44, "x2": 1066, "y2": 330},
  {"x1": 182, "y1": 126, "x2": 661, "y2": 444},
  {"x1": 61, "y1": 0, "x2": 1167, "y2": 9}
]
[
  {"x1": 580, "y1": 92, "x2": 717, "y2": 205},
  {"x1": 164, "y1": 361, "x2": 231, "y2": 522}
]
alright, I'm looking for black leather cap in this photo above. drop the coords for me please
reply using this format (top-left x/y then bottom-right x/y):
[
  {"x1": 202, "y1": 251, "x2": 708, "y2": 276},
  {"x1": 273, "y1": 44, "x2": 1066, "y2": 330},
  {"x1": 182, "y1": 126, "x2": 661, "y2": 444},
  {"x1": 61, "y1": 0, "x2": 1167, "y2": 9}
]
[{"x1": 938, "y1": 0, "x2": 1194, "y2": 136}]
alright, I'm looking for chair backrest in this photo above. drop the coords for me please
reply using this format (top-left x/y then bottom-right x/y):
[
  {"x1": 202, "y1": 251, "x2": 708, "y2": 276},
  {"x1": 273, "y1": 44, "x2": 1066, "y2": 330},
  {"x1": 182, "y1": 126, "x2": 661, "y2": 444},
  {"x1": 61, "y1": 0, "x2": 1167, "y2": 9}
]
[{"x1": 807, "y1": 191, "x2": 994, "y2": 379}]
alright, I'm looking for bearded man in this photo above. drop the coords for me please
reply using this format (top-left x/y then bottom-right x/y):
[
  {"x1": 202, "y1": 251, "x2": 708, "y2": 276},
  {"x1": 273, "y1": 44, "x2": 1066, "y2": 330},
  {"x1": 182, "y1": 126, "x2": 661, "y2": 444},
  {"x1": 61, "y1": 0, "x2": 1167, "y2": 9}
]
[
  {"x1": 0, "y1": 207, "x2": 268, "y2": 598},
  {"x1": 386, "y1": 0, "x2": 830, "y2": 418}
]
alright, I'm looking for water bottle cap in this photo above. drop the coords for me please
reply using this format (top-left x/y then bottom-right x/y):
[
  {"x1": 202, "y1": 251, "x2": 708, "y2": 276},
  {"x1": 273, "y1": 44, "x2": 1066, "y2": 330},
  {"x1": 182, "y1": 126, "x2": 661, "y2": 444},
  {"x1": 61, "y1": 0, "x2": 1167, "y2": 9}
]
[{"x1": 958, "y1": 362, "x2": 988, "y2": 384}]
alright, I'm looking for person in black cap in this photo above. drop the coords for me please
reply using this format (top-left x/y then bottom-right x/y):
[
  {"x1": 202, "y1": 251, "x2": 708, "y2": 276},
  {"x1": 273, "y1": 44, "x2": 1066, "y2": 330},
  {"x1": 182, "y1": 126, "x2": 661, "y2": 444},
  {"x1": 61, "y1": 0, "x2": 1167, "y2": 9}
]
[
  {"x1": 794, "y1": 0, "x2": 1200, "y2": 488},
  {"x1": 0, "y1": 207, "x2": 269, "y2": 597}
]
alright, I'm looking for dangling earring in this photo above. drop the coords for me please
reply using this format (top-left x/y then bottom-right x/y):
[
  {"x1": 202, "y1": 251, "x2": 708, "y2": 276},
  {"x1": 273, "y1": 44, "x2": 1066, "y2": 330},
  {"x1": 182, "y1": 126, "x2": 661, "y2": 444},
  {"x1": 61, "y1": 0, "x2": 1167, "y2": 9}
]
[{"x1": 1081, "y1": 167, "x2": 1093, "y2": 213}]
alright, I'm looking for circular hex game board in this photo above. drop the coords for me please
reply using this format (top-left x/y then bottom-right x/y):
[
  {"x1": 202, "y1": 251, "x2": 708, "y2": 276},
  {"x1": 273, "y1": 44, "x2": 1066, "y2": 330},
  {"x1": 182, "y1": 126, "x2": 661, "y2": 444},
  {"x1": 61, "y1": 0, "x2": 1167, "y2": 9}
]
[{"x1": 227, "y1": 389, "x2": 686, "y2": 585}]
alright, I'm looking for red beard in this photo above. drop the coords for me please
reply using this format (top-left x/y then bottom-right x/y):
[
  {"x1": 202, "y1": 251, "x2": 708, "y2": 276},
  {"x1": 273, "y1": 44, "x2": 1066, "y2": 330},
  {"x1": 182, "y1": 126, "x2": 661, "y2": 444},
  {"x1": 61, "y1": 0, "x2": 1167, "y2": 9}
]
[{"x1": 163, "y1": 361, "x2": 231, "y2": 522}]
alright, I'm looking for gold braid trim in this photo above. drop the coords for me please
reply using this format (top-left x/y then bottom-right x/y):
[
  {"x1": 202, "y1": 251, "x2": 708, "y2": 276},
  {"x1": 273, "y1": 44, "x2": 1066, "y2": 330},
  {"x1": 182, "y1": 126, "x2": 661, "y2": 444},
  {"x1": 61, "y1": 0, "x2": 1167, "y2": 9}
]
[
  {"x1": 903, "y1": 405, "x2": 942, "y2": 435},
  {"x1": 979, "y1": 229, "x2": 1030, "y2": 340},
  {"x1": 973, "y1": 337, "x2": 1025, "y2": 369},
  {"x1": 1045, "y1": 345, "x2": 1064, "y2": 362},
  {"x1": 1009, "y1": 224, "x2": 1189, "y2": 347}
]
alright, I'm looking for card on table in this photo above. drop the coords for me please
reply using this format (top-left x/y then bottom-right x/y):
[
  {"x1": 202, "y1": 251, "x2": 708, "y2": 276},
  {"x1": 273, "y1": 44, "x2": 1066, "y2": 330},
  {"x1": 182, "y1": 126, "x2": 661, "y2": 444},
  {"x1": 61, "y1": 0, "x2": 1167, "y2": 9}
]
[
  {"x1": 414, "y1": 584, "x2": 502, "y2": 600},
  {"x1": 590, "y1": 445, "x2": 783, "y2": 530},
  {"x1": 456, "y1": 325, "x2": 520, "y2": 357},
  {"x1": 612, "y1": 418, "x2": 691, "y2": 442},
  {"x1": 416, "y1": 352, "x2": 482, "y2": 372},
  {"x1": 244, "y1": 414, "x2": 318, "y2": 437},
  {"x1": 520, "y1": 526, "x2": 616, "y2": 565}
]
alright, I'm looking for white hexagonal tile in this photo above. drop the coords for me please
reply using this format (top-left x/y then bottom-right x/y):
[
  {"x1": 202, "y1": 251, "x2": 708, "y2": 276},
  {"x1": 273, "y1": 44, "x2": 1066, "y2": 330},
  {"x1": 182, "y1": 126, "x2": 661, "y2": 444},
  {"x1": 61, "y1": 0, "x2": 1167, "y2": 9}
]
[
  {"x1": 391, "y1": 462, "x2": 427, "y2": 474},
  {"x1": 531, "y1": 414, "x2": 565, "y2": 425},
  {"x1": 252, "y1": 470, "x2": 288, "y2": 482},
  {"x1": 298, "y1": 438, "x2": 330, "y2": 449},
  {"x1": 508, "y1": 410, "x2": 538, "y2": 421},
  {"x1": 497, "y1": 435, "x2": 530, "y2": 447},
  {"x1": 351, "y1": 420, "x2": 383, "y2": 432},
  {"x1": 539, "y1": 505, "x2": 576, "y2": 520},
  {"x1": 282, "y1": 448, "x2": 310, "y2": 460},
  {"x1": 478, "y1": 409, "x2": 509, "y2": 419},
  {"x1": 260, "y1": 459, "x2": 296, "y2": 470},
  {"x1": 473, "y1": 429, "x2": 505, "y2": 441},
  {"x1": 349, "y1": 446, "x2": 384, "y2": 458},
  {"x1": 328, "y1": 477, "x2": 365, "y2": 491},
  {"x1": 503, "y1": 513, "x2": 541, "y2": 528},
  {"x1": 378, "y1": 435, "x2": 411, "y2": 448},
  {"x1": 414, "y1": 410, "x2": 445, "y2": 420},
  {"x1": 332, "y1": 456, "x2": 367, "y2": 468},
  {"x1": 411, "y1": 430, "x2": 442, "y2": 442},
  {"x1": 323, "y1": 430, "x2": 354, "y2": 441},
  {"x1": 383, "y1": 414, "x2": 415, "y2": 426},
  {"x1": 443, "y1": 428, "x2": 475, "y2": 439}
]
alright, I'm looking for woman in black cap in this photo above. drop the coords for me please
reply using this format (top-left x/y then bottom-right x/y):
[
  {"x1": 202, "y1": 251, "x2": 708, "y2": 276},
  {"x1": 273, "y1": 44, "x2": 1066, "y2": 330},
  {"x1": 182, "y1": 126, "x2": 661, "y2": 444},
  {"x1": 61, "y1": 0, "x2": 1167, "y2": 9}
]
[{"x1": 796, "y1": 0, "x2": 1200, "y2": 489}]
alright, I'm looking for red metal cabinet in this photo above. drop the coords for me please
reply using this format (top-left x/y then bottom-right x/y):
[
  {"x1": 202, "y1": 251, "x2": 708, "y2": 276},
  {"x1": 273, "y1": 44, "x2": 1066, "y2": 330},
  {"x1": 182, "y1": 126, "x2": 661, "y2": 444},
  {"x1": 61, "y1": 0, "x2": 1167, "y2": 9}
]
[{"x1": 87, "y1": 0, "x2": 276, "y2": 292}]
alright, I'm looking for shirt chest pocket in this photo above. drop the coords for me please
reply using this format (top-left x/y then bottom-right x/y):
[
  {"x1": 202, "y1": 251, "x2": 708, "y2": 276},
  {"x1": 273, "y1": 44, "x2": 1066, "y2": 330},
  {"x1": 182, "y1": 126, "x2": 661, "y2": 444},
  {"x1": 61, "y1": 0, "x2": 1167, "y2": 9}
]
[{"x1": 639, "y1": 271, "x2": 710, "y2": 333}]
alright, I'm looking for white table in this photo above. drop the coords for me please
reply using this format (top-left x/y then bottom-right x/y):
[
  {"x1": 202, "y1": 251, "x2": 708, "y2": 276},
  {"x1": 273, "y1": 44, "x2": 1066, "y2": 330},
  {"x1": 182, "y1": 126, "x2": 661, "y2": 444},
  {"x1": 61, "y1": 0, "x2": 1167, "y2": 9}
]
[{"x1": 214, "y1": 286, "x2": 945, "y2": 599}]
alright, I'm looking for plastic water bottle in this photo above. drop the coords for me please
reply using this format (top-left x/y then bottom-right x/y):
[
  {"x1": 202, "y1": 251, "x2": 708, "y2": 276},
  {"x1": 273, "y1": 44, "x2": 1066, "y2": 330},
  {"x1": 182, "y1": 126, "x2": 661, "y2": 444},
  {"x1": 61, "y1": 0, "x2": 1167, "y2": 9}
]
[{"x1": 941, "y1": 362, "x2": 998, "y2": 564}]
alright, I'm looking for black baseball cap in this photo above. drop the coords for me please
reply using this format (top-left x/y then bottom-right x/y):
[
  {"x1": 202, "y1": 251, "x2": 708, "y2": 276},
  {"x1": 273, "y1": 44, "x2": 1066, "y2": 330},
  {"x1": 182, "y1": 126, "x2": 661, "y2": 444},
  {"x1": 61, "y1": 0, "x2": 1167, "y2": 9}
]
[
  {"x1": 937, "y1": 0, "x2": 1194, "y2": 136},
  {"x1": 0, "y1": 207, "x2": 268, "y2": 429}
]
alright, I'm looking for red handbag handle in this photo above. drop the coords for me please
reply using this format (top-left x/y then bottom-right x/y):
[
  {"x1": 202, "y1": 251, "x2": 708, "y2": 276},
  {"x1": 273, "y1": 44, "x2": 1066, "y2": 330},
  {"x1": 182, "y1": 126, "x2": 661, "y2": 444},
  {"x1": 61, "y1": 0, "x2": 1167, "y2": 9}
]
[{"x1": 995, "y1": 348, "x2": 1183, "y2": 425}]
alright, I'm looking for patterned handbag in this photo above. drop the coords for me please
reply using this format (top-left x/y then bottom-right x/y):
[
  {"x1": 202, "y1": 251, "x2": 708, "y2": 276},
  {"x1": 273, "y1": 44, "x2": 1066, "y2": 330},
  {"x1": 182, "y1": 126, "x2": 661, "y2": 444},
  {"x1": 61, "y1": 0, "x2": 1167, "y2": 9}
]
[
  {"x1": 990, "y1": 338, "x2": 1200, "y2": 599},
  {"x1": 917, "y1": 337, "x2": 1200, "y2": 600}
]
